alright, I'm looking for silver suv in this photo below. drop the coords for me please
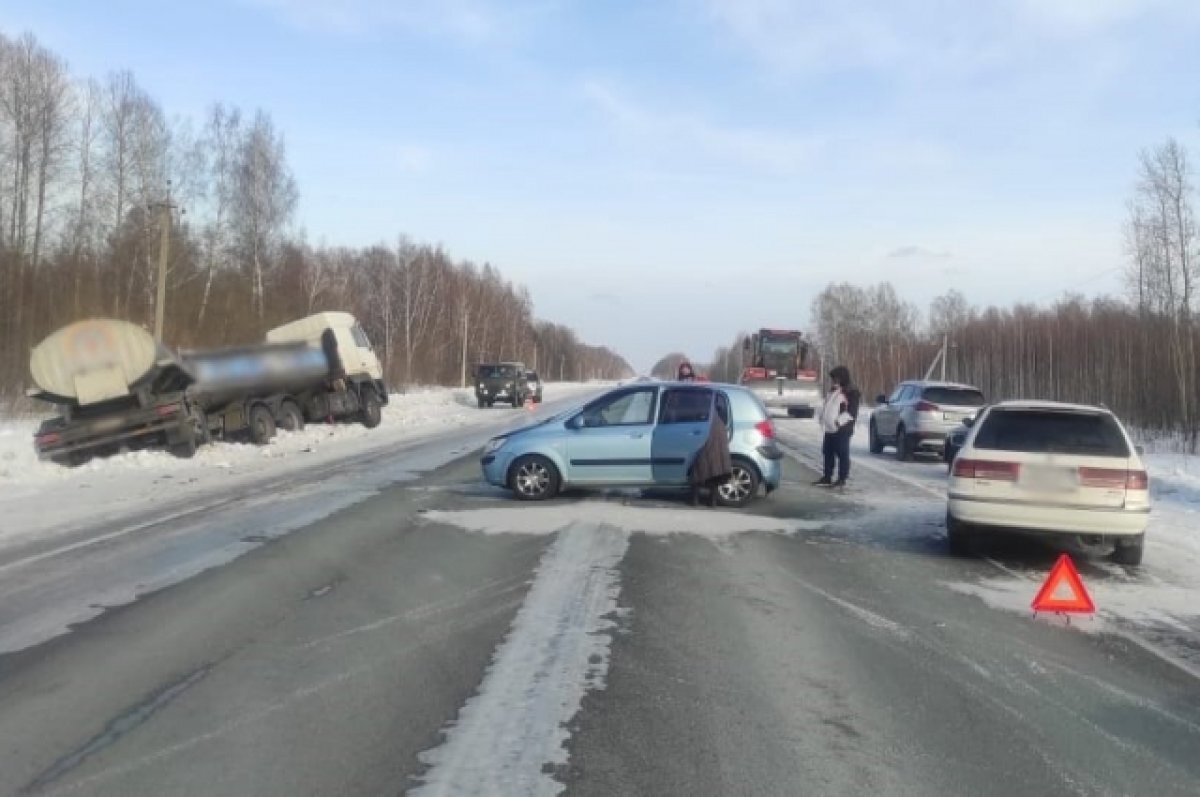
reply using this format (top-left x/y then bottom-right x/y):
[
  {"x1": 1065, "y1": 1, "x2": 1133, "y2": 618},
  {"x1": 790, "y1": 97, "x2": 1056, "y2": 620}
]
[{"x1": 869, "y1": 381, "x2": 986, "y2": 461}]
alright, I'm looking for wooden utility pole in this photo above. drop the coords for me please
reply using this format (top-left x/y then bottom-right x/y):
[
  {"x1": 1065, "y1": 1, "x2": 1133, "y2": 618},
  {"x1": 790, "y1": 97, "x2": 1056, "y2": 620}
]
[
  {"x1": 460, "y1": 310, "x2": 469, "y2": 387},
  {"x1": 150, "y1": 183, "x2": 177, "y2": 342}
]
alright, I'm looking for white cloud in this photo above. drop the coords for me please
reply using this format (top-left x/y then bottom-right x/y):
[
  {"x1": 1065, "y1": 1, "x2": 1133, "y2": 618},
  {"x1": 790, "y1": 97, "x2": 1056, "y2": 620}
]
[
  {"x1": 701, "y1": 0, "x2": 1197, "y2": 78},
  {"x1": 582, "y1": 79, "x2": 823, "y2": 175}
]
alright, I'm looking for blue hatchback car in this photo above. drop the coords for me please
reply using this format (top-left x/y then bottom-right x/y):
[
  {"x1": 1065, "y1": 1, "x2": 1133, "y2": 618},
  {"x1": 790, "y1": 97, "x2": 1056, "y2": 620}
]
[{"x1": 481, "y1": 382, "x2": 784, "y2": 506}]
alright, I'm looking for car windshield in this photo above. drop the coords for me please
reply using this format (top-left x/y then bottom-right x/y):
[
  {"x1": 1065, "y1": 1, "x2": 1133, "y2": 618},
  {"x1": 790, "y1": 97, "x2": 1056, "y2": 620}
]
[
  {"x1": 973, "y1": 409, "x2": 1131, "y2": 456},
  {"x1": 923, "y1": 387, "x2": 986, "y2": 406},
  {"x1": 479, "y1": 365, "x2": 517, "y2": 379}
]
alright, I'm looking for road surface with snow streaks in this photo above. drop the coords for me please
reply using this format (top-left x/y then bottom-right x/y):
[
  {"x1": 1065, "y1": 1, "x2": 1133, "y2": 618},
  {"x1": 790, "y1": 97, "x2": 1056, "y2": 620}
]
[{"x1": 1, "y1": 409, "x2": 1199, "y2": 796}]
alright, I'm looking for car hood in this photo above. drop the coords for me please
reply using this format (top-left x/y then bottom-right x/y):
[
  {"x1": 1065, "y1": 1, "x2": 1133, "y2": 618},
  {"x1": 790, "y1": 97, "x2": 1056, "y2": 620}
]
[{"x1": 495, "y1": 412, "x2": 570, "y2": 440}]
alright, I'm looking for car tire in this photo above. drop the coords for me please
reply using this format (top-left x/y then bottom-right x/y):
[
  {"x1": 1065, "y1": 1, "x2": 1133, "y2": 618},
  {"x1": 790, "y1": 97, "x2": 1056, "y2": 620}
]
[
  {"x1": 509, "y1": 455, "x2": 560, "y2": 501},
  {"x1": 277, "y1": 400, "x2": 305, "y2": 433},
  {"x1": 896, "y1": 426, "x2": 913, "y2": 462},
  {"x1": 170, "y1": 434, "x2": 198, "y2": 459},
  {"x1": 360, "y1": 388, "x2": 383, "y2": 428},
  {"x1": 946, "y1": 512, "x2": 972, "y2": 557},
  {"x1": 869, "y1": 420, "x2": 884, "y2": 454},
  {"x1": 717, "y1": 460, "x2": 760, "y2": 508},
  {"x1": 1111, "y1": 535, "x2": 1145, "y2": 566},
  {"x1": 249, "y1": 404, "x2": 277, "y2": 445}
]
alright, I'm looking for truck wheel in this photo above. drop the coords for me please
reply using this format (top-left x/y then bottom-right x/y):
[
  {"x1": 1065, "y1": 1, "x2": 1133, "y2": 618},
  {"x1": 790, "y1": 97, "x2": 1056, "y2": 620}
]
[
  {"x1": 170, "y1": 435, "x2": 198, "y2": 459},
  {"x1": 249, "y1": 404, "x2": 277, "y2": 445},
  {"x1": 360, "y1": 389, "x2": 383, "y2": 428},
  {"x1": 277, "y1": 401, "x2": 305, "y2": 432}
]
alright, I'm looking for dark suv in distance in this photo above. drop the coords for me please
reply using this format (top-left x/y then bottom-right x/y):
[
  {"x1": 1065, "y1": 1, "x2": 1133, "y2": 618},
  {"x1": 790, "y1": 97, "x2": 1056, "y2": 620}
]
[
  {"x1": 475, "y1": 362, "x2": 529, "y2": 408},
  {"x1": 525, "y1": 370, "x2": 543, "y2": 403}
]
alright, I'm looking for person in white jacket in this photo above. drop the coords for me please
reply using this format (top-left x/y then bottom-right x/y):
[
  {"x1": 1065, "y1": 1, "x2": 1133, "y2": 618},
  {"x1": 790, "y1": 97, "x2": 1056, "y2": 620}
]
[{"x1": 814, "y1": 365, "x2": 860, "y2": 487}]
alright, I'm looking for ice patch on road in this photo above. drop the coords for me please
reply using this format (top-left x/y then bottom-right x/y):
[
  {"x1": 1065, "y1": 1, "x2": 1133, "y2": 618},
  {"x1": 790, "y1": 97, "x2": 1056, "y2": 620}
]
[
  {"x1": 423, "y1": 503, "x2": 825, "y2": 538},
  {"x1": 410, "y1": 523, "x2": 630, "y2": 797}
]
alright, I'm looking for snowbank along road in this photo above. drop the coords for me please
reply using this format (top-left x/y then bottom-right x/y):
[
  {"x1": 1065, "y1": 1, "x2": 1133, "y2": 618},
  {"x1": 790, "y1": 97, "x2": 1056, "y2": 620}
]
[{"x1": 0, "y1": 394, "x2": 1198, "y2": 796}]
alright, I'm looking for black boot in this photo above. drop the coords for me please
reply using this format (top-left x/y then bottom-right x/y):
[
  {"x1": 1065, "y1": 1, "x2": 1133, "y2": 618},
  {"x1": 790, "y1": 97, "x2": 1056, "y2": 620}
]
[
  {"x1": 813, "y1": 477, "x2": 833, "y2": 487},
  {"x1": 690, "y1": 486, "x2": 701, "y2": 506},
  {"x1": 708, "y1": 483, "x2": 720, "y2": 507}
]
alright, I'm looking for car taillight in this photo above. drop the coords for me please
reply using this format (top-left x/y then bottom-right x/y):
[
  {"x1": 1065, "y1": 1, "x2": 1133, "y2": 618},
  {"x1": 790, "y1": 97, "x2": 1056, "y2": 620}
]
[
  {"x1": 754, "y1": 419, "x2": 776, "y2": 439},
  {"x1": 915, "y1": 400, "x2": 939, "y2": 412},
  {"x1": 35, "y1": 432, "x2": 60, "y2": 446},
  {"x1": 1077, "y1": 467, "x2": 1149, "y2": 490},
  {"x1": 156, "y1": 403, "x2": 181, "y2": 416},
  {"x1": 952, "y1": 458, "x2": 1019, "y2": 481}
]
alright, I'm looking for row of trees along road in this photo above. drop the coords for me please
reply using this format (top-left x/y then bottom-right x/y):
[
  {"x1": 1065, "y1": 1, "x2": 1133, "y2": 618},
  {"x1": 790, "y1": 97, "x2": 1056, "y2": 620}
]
[
  {"x1": 0, "y1": 31, "x2": 631, "y2": 399},
  {"x1": 687, "y1": 135, "x2": 1200, "y2": 445}
]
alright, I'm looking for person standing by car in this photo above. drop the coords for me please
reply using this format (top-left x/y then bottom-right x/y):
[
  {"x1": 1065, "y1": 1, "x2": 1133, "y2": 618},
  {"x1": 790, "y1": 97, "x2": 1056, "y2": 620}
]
[
  {"x1": 815, "y1": 365, "x2": 860, "y2": 488},
  {"x1": 677, "y1": 360, "x2": 696, "y2": 381},
  {"x1": 691, "y1": 408, "x2": 733, "y2": 507}
]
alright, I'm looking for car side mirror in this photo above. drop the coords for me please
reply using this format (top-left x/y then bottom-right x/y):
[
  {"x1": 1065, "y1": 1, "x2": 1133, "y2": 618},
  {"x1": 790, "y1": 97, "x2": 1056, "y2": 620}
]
[
  {"x1": 962, "y1": 416, "x2": 976, "y2": 429},
  {"x1": 875, "y1": 394, "x2": 887, "y2": 405},
  {"x1": 1135, "y1": 444, "x2": 1145, "y2": 457},
  {"x1": 566, "y1": 415, "x2": 583, "y2": 430}
]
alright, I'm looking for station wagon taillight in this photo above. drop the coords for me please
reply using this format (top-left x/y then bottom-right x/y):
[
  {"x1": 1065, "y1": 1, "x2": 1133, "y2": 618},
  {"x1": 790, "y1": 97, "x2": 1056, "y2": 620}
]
[
  {"x1": 1078, "y1": 467, "x2": 1149, "y2": 490},
  {"x1": 952, "y1": 458, "x2": 1019, "y2": 481},
  {"x1": 754, "y1": 419, "x2": 776, "y2": 439},
  {"x1": 35, "y1": 431, "x2": 60, "y2": 446},
  {"x1": 915, "y1": 400, "x2": 939, "y2": 413}
]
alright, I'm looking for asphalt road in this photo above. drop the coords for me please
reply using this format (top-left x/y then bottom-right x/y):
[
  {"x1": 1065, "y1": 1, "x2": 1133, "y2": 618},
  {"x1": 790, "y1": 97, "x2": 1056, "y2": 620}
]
[{"x1": 2, "y1": 431, "x2": 1199, "y2": 796}]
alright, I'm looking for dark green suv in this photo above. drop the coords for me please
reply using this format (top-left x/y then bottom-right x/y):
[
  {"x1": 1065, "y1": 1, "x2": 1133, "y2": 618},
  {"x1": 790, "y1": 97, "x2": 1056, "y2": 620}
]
[{"x1": 475, "y1": 362, "x2": 528, "y2": 408}]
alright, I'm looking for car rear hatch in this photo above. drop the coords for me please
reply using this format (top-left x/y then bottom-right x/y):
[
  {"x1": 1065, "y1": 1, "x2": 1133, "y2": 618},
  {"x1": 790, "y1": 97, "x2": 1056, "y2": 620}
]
[
  {"x1": 919, "y1": 386, "x2": 986, "y2": 427},
  {"x1": 955, "y1": 407, "x2": 1145, "y2": 510}
]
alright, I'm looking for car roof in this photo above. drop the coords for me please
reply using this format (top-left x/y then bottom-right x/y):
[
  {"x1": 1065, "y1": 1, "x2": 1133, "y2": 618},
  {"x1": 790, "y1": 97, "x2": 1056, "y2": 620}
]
[
  {"x1": 903, "y1": 380, "x2": 980, "y2": 390},
  {"x1": 987, "y1": 399, "x2": 1113, "y2": 414}
]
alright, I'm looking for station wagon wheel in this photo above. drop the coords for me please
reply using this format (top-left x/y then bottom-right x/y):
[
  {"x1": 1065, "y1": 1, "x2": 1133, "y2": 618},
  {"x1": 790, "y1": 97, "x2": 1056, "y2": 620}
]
[
  {"x1": 717, "y1": 461, "x2": 759, "y2": 508},
  {"x1": 509, "y1": 455, "x2": 560, "y2": 501}
]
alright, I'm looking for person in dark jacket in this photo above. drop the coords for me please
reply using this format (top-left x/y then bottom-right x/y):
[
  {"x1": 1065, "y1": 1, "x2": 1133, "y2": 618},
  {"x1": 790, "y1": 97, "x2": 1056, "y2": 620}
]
[
  {"x1": 677, "y1": 360, "x2": 696, "y2": 381},
  {"x1": 815, "y1": 365, "x2": 861, "y2": 488},
  {"x1": 691, "y1": 411, "x2": 733, "y2": 507}
]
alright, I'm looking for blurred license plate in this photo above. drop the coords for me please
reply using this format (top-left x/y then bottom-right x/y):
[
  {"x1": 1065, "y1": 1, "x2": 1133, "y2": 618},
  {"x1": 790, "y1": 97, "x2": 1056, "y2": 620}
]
[
  {"x1": 1021, "y1": 465, "x2": 1076, "y2": 491},
  {"x1": 90, "y1": 416, "x2": 126, "y2": 433},
  {"x1": 943, "y1": 412, "x2": 963, "y2": 422}
]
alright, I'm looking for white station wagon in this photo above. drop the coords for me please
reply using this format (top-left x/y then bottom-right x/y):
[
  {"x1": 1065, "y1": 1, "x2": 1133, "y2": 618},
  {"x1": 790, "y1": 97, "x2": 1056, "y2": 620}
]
[{"x1": 946, "y1": 401, "x2": 1149, "y2": 565}]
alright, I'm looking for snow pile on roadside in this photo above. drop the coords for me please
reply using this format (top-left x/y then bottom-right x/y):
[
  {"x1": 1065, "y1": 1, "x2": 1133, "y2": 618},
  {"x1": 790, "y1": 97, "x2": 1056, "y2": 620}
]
[{"x1": 0, "y1": 384, "x2": 600, "y2": 488}]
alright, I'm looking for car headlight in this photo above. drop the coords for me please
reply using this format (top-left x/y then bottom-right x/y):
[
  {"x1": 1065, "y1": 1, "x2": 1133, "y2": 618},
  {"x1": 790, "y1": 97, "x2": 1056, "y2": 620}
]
[{"x1": 484, "y1": 437, "x2": 507, "y2": 454}]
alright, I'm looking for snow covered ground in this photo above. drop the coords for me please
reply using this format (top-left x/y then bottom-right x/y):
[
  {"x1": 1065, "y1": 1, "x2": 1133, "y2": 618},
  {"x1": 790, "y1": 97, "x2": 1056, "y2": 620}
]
[
  {"x1": 776, "y1": 410, "x2": 1200, "y2": 672},
  {"x1": 0, "y1": 384, "x2": 600, "y2": 554}
]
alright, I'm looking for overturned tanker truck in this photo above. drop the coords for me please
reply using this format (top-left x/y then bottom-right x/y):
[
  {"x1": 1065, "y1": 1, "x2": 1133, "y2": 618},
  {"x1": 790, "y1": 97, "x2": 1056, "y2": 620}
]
[{"x1": 28, "y1": 312, "x2": 388, "y2": 466}]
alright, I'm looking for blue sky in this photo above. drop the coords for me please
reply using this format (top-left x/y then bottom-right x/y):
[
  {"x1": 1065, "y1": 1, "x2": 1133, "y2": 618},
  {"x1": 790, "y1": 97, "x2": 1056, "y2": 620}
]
[{"x1": 4, "y1": 0, "x2": 1200, "y2": 371}]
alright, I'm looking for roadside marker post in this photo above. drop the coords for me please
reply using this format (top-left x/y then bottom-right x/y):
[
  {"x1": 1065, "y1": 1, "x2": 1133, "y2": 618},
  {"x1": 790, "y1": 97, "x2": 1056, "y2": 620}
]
[{"x1": 1031, "y1": 554, "x2": 1095, "y2": 621}]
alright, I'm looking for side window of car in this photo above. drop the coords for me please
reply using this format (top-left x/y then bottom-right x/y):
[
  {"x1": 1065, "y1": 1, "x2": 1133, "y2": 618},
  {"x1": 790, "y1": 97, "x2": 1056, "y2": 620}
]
[
  {"x1": 714, "y1": 391, "x2": 731, "y2": 426},
  {"x1": 583, "y1": 389, "x2": 656, "y2": 427},
  {"x1": 659, "y1": 389, "x2": 713, "y2": 424},
  {"x1": 889, "y1": 385, "x2": 908, "y2": 404}
]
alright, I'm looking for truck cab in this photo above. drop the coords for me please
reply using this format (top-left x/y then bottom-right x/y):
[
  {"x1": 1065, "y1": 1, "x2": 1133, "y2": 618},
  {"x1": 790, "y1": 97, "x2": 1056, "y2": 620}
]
[{"x1": 266, "y1": 311, "x2": 383, "y2": 382}]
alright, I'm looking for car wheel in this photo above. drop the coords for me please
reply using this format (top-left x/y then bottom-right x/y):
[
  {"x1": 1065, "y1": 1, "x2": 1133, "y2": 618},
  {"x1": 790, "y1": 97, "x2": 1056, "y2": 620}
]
[
  {"x1": 717, "y1": 460, "x2": 760, "y2": 508},
  {"x1": 896, "y1": 426, "x2": 913, "y2": 462},
  {"x1": 509, "y1": 455, "x2": 560, "y2": 501},
  {"x1": 946, "y1": 512, "x2": 972, "y2": 557},
  {"x1": 869, "y1": 419, "x2": 884, "y2": 454},
  {"x1": 1111, "y1": 535, "x2": 1144, "y2": 566},
  {"x1": 277, "y1": 400, "x2": 305, "y2": 432},
  {"x1": 249, "y1": 404, "x2": 277, "y2": 445}
]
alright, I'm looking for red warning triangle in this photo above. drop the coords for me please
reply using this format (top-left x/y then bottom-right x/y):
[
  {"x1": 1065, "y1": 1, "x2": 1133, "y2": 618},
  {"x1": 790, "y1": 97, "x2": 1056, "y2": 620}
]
[{"x1": 1031, "y1": 554, "x2": 1095, "y2": 614}]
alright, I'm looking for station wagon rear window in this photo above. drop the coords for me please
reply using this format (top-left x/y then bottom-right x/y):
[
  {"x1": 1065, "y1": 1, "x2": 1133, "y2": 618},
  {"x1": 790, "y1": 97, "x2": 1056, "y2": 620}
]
[
  {"x1": 922, "y1": 387, "x2": 985, "y2": 406},
  {"x1": 973, "y1": 409, "x2": 1130, "y2": 457}
]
